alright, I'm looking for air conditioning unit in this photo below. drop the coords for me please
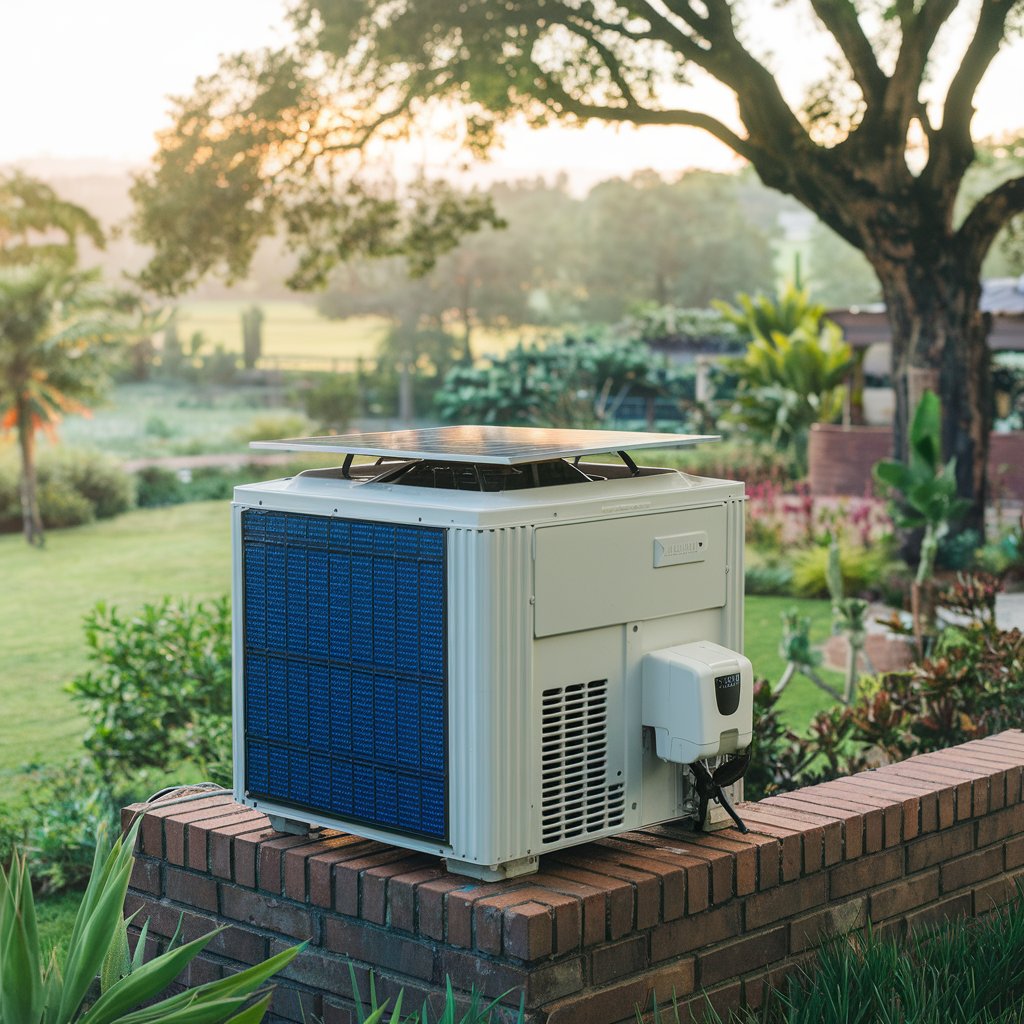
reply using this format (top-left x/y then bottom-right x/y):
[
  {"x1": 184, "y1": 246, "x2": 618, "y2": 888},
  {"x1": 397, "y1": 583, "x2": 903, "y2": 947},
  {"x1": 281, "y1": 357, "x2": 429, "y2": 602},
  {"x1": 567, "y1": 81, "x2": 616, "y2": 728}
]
[{"x1": 232, "y1": 426, "x2": 752, "y2": 880}]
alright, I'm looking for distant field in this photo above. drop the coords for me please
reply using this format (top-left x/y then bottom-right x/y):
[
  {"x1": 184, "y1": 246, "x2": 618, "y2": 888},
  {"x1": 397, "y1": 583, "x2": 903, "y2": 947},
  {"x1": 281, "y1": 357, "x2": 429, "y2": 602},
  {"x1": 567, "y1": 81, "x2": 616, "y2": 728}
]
[{"x1": 176, "y1": 299, "x2": 550, "y2": 367}]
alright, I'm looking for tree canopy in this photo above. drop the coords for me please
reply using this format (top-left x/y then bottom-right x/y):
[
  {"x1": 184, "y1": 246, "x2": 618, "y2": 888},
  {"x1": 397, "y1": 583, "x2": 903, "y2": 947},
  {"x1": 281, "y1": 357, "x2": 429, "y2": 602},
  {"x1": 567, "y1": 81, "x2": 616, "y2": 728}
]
[{"x1": 133, "y1": 0, "x2": 1024, "y2": 531}]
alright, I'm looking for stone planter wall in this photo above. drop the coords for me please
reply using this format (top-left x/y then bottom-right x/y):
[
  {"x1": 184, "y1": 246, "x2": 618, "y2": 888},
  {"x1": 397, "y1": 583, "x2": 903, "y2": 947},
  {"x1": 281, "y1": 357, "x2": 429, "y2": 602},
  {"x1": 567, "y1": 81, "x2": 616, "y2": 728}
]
[{"x1": 123, "y1": 731, "x2": 1024, "y2": 1024}]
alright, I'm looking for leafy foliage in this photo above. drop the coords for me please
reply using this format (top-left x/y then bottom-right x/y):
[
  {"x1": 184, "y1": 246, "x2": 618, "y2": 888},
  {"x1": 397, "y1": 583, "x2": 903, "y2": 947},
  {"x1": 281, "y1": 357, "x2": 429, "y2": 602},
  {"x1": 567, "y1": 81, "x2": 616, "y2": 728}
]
[
  {"x1": 717, "y1": 284, "x2": 852, "y2": 472},
  {"x1": 874, "y1": 390, "x2": 971, "y2": 587},
  {"x1": 0, "y1": 815, "x2": 302, "y2": 1023},
  {"x1": 67, "y1": 598, "x2": 232, "y2": 785},
  {"x1": 435, "y1": 333, "x2": 692, "y2": 428}
]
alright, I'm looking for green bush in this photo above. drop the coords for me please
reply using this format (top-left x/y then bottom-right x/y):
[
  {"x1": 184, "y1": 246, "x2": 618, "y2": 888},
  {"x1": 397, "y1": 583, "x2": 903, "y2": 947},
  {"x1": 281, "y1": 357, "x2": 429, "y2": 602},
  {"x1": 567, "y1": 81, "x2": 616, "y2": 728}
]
[
  {"x1": 302, "y1": 374, "x2": 359, "y2": 431},
  {"x1": 0, "y1": 448, "x2": 135, "y2": 532},
  {"x1": 744, "y1": 557, "x2": 794, "y2": 596},
  {"x1": 67, "y1": 597, "x2": 232, "y2": 784},
  {"x1": 35, "y1": 477, "x2": 96, "y2": 528},
  {"x1": 233, "y1": 411, "x2": 313, "y2": 444},
  {"x1": 134, "y1": 465, "x2": 187, "y2": 507},
  {"x1": 791, "y1": 543, "x2": 896, "y2": 599}
]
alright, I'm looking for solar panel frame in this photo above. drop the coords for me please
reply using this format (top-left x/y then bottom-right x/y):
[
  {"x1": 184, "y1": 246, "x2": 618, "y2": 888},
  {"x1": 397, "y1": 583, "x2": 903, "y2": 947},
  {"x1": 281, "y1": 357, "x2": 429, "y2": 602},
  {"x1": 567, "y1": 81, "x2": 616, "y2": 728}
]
[{"x1": 250, "y1": 425, "x2": 718, "y2": 466}]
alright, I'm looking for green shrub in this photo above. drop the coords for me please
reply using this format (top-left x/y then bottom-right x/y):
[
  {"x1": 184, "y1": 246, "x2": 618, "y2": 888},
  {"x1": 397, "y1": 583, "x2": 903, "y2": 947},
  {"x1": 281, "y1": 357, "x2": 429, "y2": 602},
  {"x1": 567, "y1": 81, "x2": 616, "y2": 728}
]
[
  {"x1": 232, "y1": 412, "x2": 313, "y2": 444},
  {"x1": 302, "y1": 374, "x2": 359, "y2": 431},
  {"x1": 67, "y1": 597, "x2": 232, "y2": 784},
  {"x1": 39, "y1": 448, "x2": 136, "y2": 520},
  {"x1": 744, "y1": 558, "x2": 794, "y2": 596},
  {"x1": 791, "y1": 543, "x2": 896, "y2": 599},
  {"x1": 36, "y1": 477, "x2": 96, "y2": 528},
  {"x1": 134, "y1": 465, "x2": 187, "y2": 507},
  {"x1": 0, "y1": 449, "x2": 134, "y2": 532}
]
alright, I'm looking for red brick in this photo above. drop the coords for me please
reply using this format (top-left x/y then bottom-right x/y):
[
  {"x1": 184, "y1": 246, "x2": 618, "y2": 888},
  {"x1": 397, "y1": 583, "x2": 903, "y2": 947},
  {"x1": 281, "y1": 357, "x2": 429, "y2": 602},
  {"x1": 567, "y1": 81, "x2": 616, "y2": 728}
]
[
  {"x1": 698, "y1": 926, "x2": 788, "y2": 988},
  {"x1": 322, "y1": 916, "x2": 435, "y2": 981},
  {"x1": 158, "y1": 798, "x2": 238, "y2": 864},
  {"x1": 232, "y1": 826, "x2": 278, "y2": 888},
  {"x1": 322, "y1": 999, "x2": 354, "y2": 1024},
  {"x1": 283, "y1": 834, "x2": 369, "y2": 904},
  {"x1": 678, "y1": 830, "x2": 761, "y2": 896},
  {"x1": 620, "y1": 830, "x2": 730, "y2": 906},
  {"x1": 557, "y1": 847, "x2": 662, "y2": 929},
  {"x1": 743, "y1": 805, "x2": 827, "y2": 873},
  {"x1": 220, "y1": 885, "x2": 315, "y2": 941},
  {"x1": 792, "y1": 787, "x2": 885, "y2": 853},
  {"x1": 906, "y1": 891, "x2": 972, "y2": 931},
  {"x1": 921, "y1": 752, "x2": 994, "y2": 814},
  {"x1": 504, "y1": 901, "x2": 553, "y2": 961},
  {"x1": 129, "y1": 857, "x2": 161, "y2": 896},
  {"x1": 1008, "y1": 835, "x2": 1024, "y2": 870},
  {"x1": 258, "y1": 835, "x2": 320, "y2": 895},
  {"x1": 445, "y1": 881, "x2": 519, "y2": 949},
  {"x1": 271, "y1": 943, "x2": 352, "y2": 997},
  {"x1": 602, "y1": 832, "x2": 693, "y2": 913},
  {"x1": 757, "y1": 798, "x2": 844, "y2": 864},
  {"x1": 650, "y1": 903, "x2": 741, "y2": 963},
  {"x1": 817, "y1": 780, "x2": 903, "y2": 847},
  {"x1": 470, "y1": 887, "x2": 555, "y2": 955},
  {"x1": 789, "y1": 896, "x2": 867, "y2": 953},
  {"x1": 532, "y1": 872, "x2": 608, "y2": 947},
  {"x1": 870, "y1": 869, "x2": 939, "y2": 920},
  {"x1": 744, "y1": 957, "x2": 813, "y2": 1011},
  {"x1": 832, "y1": 775, "x2": 921, "y2": 841},
  {"x1": 591, "y1": 934, "x2": 647, "y2": 986},
  {"x1": 333, "y1": 847, "x2": 412, "y2": 917},
  {"x1": 306, "y1": 837, "x2": 369, "y2": 908},
  {"x1": 208, "y1": 817, "x2": 271, "y2": 880},
  {"x1": 361, "y1": 854, "x2": 435, "y2": 926},
  {"x1": 763, "y1": 794, "x2": 865, "y2": 861},
  {"x1": 940, "y1": 846, "x2": 1004, "y2": 893},
  {"x1": 187, "y1": 809, "x2": 267, "y2": 873},
  {"x1": 438, "y1": 947, "x2": 583, "y2": 1008},
  {"x1": 886, "y1": 762, "x2": 974, "y2": 821},
  {"x1": 166, "y1": 866, "x2": 218, "y2": 912},
  {"x1": 976, "y1": 804, "x2": 1024, "y2": 847},
  {"x1": 830, "y1": 848, "x2": 902, "y2": 899},
  {"x1": 544, "y1": 959, "x2": 694, "y2": 1024},
  {"x1": 973, "y1": 868, "x2": 1024, "y2": 912},
  {"x1": 531, "y1": 890, "x2": 584, "y2": 956},
  {"x1": 905, "y1": 822, "x2": 974, "y2": 872},
  {"x1": 733, "y1": 809, "x2": 804, "y2": 881},
  {"x1": 542, "y1": 864, "x2": 635, "y2": 940},
  {"x1": 386, "y1": 866, "x2": 444, "y2": 933},
  {"x1": 415, "y1": 876, "x2": 470, "y2": 942},
  {"x1": 683, "y1": 980, "x2": 743, "y2": 1023},
  {"x1": 745, "y1": 873, "x2": 827, "y2": 930},
  {"x1": 864, "y1": 769, "x2": 953, "y2": 831}
]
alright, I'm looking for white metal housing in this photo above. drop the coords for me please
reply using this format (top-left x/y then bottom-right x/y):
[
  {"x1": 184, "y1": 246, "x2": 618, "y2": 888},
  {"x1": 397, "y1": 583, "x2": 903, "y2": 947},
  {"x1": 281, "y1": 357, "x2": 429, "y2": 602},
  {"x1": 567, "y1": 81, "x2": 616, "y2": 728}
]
[{"x1": 232, "y1": 456, "x2": 745, "y2": 879}]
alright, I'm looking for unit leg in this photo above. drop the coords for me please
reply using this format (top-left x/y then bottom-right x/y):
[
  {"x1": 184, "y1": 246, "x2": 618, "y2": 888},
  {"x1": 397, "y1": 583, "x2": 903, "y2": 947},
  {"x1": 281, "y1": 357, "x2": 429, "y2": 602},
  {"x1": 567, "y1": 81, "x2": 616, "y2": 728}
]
[
  {"x1": 267, "y1": 813, "x2": 314, "y2": 836},
  {"x1": 444, "y1": 855, "x2": 539, "y2": 881}
]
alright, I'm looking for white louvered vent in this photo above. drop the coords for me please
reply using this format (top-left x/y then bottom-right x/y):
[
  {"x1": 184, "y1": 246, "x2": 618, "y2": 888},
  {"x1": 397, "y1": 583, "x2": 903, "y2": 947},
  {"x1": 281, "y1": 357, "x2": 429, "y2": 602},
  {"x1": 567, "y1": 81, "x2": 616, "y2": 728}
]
[{"x1": 541, "y1": 679, "x2": 625, "y2": 844}]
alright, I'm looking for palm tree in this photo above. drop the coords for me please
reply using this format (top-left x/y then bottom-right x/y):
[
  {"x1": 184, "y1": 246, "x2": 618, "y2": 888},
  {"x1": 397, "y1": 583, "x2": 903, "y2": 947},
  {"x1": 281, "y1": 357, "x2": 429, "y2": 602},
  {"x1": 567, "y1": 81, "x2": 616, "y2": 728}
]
[
  {"x1": 0, "y1": 264, "x2": 120, "y2": 545},
  {"x1": 0, "y1": 171, "x2": 104, "y2": 267}
]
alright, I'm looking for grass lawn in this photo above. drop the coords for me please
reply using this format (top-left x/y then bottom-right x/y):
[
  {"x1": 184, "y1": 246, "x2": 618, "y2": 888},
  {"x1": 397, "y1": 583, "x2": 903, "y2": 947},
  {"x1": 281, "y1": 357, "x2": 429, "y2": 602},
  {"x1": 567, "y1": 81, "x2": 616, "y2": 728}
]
[
  {"x1": 1, "y1": 499, "x2": 837, "y2": 776},
  {"x1": 175, "y1": 299, "x2": 549, "y2": 366},
  {"x1": 0, "y1": 502, "x2": 232, "y2": 774}
]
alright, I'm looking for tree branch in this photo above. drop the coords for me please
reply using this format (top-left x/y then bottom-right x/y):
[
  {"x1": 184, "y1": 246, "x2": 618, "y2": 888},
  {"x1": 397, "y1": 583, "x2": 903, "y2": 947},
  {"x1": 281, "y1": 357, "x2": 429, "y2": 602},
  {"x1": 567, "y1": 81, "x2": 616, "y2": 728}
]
[
  {"x1": 884, "y1": 0, "x2": 957, "y2": 133},
  {"x1": 535, "y1": 74, "x2": 757, "y2": 159},
  {"x1": 956, "y1": 173, "x2": 1024, "y2": 264},
  {"x1": 933, "y1": 0, "x2": 1017, "y2": 173},
  {"x1": 807, "y1": 0, "x2": 886, "y2": 105}
]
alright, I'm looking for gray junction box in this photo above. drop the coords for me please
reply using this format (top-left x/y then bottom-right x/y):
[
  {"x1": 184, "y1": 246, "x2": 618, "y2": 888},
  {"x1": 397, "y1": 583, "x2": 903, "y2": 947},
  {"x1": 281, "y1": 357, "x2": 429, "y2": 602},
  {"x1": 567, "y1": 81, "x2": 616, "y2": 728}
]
[{"x1": 232, "y1": 426, "x2": 751, "y2": 879}]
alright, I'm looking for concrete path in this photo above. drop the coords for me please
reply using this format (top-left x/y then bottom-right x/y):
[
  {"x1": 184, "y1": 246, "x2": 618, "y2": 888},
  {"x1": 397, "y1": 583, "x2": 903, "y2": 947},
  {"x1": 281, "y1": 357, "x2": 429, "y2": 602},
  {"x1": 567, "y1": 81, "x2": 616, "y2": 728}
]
[{"x1": 997, "y1": 591, "x2": 1024, "y2": 631}]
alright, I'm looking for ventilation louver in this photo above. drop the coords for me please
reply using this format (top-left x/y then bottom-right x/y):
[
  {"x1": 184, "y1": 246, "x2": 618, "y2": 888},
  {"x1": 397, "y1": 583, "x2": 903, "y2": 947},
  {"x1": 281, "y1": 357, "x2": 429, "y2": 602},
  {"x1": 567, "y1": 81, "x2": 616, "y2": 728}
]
[{"x1": 541, "y1": 679, "x2": 625, "y2": 844}]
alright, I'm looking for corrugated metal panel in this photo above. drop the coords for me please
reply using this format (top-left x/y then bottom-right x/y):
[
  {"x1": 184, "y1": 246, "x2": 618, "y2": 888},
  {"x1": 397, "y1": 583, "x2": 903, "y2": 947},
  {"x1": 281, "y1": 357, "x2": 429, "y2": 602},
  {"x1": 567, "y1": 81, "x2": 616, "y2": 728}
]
[{"x1": 447, "y1": 527, "x2": 534, "y2": 865}]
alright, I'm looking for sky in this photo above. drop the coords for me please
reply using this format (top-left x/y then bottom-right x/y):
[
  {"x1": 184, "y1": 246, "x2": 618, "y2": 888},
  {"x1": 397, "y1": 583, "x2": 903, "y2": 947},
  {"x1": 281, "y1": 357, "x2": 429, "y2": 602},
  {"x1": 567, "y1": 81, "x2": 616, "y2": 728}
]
[{"x1": 1, "y1": 0, "x2": 1021, "y2": 189}]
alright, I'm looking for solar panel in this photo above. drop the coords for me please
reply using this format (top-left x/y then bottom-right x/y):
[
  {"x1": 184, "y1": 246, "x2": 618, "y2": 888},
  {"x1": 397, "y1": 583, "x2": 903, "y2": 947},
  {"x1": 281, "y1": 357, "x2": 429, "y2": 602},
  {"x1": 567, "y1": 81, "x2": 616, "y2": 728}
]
[{"x1": 250, "y1": 425, "x2": 717, "y2": 466}]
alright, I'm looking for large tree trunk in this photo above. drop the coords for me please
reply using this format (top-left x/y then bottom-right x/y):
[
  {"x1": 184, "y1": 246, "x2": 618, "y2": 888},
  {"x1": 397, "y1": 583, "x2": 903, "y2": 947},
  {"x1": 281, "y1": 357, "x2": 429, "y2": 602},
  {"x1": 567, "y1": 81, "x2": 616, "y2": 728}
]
[
  {"x1": 874, "y1": 255, "x2": 991, "y2": 541},
  {"x1": 17, "y1": 400, "x2": 44, "y2": 547}
]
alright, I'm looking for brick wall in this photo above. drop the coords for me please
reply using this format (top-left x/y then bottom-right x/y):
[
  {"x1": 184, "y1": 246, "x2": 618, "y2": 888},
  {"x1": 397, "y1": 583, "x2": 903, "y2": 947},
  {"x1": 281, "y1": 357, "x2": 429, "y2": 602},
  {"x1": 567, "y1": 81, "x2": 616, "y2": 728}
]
[
  {"x1": 807, "y1": 424, "x2": 1024, "y2": 500},
  {"x1": 123, "y1": 732, "x2": 1024, "y2": 1024}
]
